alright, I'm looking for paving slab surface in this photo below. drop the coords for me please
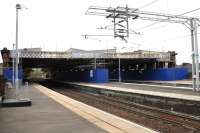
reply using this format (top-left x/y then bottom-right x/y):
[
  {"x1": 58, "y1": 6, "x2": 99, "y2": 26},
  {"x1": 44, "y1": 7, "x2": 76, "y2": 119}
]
[{"x1": 0, "y1": 86, "x2": 107, "y2": 133}]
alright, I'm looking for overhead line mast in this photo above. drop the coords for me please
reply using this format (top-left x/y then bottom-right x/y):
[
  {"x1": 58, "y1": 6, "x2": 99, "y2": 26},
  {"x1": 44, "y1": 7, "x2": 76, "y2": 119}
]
[{"x1": 86, "y1": 5, "x2": 200, "y2": 92}]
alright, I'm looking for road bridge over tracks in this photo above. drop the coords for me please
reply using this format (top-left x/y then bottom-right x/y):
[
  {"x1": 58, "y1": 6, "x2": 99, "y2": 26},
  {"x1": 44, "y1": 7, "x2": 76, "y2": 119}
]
[{"x1": 1, "y1": 47, "x2": 178, "y2": 82}]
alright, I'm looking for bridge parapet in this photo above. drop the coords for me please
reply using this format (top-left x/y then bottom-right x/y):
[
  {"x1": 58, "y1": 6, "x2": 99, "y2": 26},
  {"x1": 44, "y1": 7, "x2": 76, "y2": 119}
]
[
  {"x1": 10, "y1": 51, "x2": 69, "y2": 59},
  {"x1": 9, "y1": 50, "x2": 171, "y2": 61}
]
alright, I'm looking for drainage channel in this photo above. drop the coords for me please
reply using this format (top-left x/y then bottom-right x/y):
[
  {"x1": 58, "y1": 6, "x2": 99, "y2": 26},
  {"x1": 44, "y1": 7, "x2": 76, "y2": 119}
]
[{"x1": 39, "y1": 80, "x2": 200, "y2": 133}]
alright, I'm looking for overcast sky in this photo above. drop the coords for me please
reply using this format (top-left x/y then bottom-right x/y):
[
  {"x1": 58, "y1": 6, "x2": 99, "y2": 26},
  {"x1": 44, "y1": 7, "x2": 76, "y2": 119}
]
[{"x1": 0, "y1": 0, "x2": 200, "y2": 64}]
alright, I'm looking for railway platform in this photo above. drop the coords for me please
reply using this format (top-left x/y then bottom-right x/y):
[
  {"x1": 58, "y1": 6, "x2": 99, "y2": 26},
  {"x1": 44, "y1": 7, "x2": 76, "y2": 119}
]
[
  {"x1": 0, "y1": 84, "x2": 157, "y2": 133},
  {"x1": 71, "y1": 82, "x2": 200, "y2": 101},
  {"x1": 119, "y1": 80, "x2": 193, "y2": 87},
  {"x1": 0, "y1": 85, "x2": 106, "y2": 133}
]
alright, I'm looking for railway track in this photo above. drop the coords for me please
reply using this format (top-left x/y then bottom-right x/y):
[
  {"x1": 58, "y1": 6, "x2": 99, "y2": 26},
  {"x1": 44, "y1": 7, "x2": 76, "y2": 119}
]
[{"x1": 41, "y1": 82, "x2": 200, "y2": 133}]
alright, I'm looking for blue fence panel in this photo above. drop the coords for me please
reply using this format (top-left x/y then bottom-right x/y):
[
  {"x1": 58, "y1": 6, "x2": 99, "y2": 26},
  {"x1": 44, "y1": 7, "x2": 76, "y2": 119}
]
[
  {"x1": 109, "y1": 68, "x2": 188, "y2": 81},
  {"x1": 143, "y1": 68, "x2": 188, "y2": 81},
  {"x1": 90, "y1": 69, "x2": 109, "y2": 83},
  {"x1": 3, "y1": 68, "x2": 23, "y2": 82},
  {"x1": 54, "y1": 68, "x2": 109, "y2": 83},
  {"x1": 55, "y1": 68, "x2": 187, "y2": 82}
]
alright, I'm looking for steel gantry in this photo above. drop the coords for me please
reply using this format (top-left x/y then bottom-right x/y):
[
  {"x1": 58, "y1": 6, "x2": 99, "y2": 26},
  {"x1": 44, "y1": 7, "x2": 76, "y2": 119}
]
[{"x1": 86, "y1": 5, "x2": 200, "y2": 92}]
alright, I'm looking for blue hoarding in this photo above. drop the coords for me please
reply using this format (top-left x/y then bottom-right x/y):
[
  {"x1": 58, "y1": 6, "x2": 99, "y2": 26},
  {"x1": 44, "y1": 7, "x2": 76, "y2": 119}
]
[
  {"x1": 110, "y1": 68, "x2": 188, "y2": 81},
  {"x1": 3, "y1": 68, "x2": 23, "y2": 82},
  {"x1": 54, "y1": 68, "x2": 109, "y2": 83}
]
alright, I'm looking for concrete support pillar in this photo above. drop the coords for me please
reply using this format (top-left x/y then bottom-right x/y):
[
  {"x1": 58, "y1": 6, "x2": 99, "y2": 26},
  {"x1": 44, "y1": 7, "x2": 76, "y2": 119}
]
[
  {"x1": 153, "y1": 62, "x2": 157, "y2": 70},
  {"x1": 165, "y1": 62, "x2": 169, "y2": 68},
  {"x1": 144, "y1": 64, "x2": 147, "y2": 70}
]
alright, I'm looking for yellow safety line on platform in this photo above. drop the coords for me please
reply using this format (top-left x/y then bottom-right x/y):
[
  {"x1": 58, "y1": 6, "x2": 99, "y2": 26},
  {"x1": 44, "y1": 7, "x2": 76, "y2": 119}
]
[{"x1": 34, "y1": 84, "x2": 157, "y2": 133}]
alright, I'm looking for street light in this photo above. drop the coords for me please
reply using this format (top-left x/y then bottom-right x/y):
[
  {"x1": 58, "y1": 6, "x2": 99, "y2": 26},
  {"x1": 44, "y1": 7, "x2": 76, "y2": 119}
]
[
  {"x1": 2, "y1": 4, "x2": 31, "y2": 107},
  {"x1": 15, "y1": 4, "x2": 21, "y2": 98},
  {"x1": 12, "y1": 43, "x2": 15, "y2": 86},
  {"x1": 15, "y1": 4, "x2": 28, "y2": 98}
]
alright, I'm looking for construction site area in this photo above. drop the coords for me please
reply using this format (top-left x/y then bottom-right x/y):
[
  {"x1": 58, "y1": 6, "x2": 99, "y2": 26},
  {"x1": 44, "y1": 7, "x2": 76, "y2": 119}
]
[{"x1": 0, "y1": 1, "x2": 200, "y2": 133}]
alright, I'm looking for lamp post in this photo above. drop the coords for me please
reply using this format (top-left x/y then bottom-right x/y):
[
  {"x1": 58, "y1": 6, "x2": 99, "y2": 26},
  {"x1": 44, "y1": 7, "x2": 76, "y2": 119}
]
[
  {"x1": 12, "y1": 43, "x2": 15, "y2": 86},
  {"x1": 15, "y1": 4, "x2": 21, "y2": 98},
  {"x1": 1, "y1": 4, "x2": 31, "y2": 107}
]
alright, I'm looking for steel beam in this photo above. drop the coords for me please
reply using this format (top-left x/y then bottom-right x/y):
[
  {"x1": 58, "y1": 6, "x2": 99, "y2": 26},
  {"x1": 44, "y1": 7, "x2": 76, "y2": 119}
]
[{"x1": 86, "y1": 5, "x2": 200, "y2": 92}]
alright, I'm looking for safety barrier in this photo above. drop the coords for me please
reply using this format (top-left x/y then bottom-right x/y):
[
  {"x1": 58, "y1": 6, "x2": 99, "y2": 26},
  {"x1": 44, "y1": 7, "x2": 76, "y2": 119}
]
[
  {"x1": 3, "y1": 68, "x2": 23, "y2": 82},
  {"x1": 53, "y1": 68, "x2": 108, "y2": 83},
  {"x1": 109, "y1": 68, "x2": 188, "y2": 81}
]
